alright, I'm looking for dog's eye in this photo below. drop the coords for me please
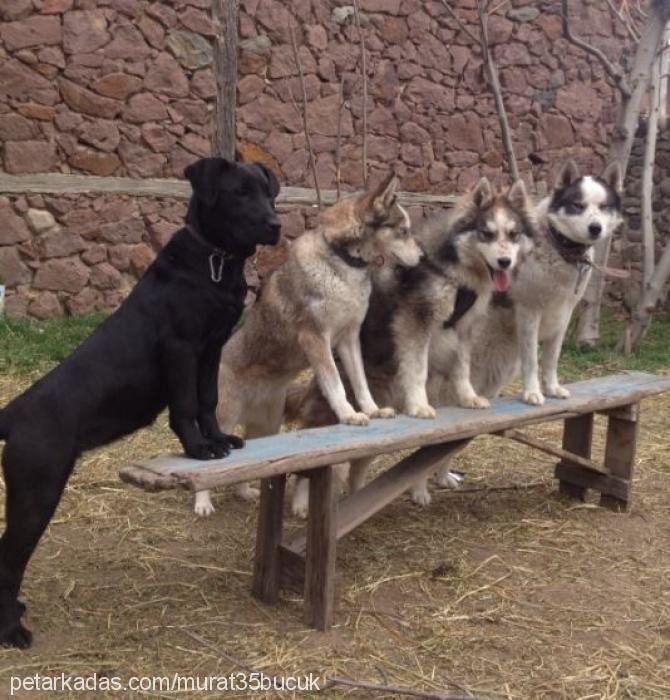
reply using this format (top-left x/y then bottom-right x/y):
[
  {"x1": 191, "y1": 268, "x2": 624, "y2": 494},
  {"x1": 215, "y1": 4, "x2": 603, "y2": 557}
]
[
  {"x1": 478, "y1": 229, "x2": 495, "y2": 241},
  {"x1": 565, "y1": 202, "x2": 585, "y2": 214},
  {"x1": 508, "y1": 229, "x2": 519, "y2": 241}
]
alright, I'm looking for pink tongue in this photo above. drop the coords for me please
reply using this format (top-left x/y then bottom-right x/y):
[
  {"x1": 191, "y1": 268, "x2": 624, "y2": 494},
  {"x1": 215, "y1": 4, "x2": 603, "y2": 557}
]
[{"x1": 493, "y1": 269, "x2": 510, "y2": 292}]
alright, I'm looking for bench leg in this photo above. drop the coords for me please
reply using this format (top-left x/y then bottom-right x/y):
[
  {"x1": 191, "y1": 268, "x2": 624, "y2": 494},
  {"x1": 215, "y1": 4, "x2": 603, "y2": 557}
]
[
  {"x1": 304, "y1": 465, "x2": 337, "y2": 631},
  {"x1": 600, "y1": 403, "x2": 639, "y2": 511},
  {"x1": 555, "y1": 413, "x2": 593, "y2": 501},
  {"x1": 252, "y1": 474, "x2": 286, "y2": 605}
]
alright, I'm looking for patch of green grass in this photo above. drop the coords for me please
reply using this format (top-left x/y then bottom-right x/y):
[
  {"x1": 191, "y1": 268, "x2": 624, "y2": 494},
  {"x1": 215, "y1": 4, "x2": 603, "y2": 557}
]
[
  {"x1": 0, "y1": 309, "x2": 667, "y2": 381},
  {"x1": 560, "y1": 311, "x2": 670, "y2": 380},
  {"x1": 0, "y1": 313, "x2": 108, "y2": 376}
]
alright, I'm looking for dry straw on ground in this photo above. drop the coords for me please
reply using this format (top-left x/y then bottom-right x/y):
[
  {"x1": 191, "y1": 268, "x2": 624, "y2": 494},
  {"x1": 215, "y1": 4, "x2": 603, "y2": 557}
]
[{"x1": 0, "y1": 372, "x2": 668, "y2": 699}]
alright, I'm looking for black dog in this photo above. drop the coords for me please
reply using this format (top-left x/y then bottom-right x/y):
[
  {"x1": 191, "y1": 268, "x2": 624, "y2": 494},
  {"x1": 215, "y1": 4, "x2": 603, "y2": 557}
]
[{"x1": 0, "y1": 157, "x2": 281, "y2": 647}]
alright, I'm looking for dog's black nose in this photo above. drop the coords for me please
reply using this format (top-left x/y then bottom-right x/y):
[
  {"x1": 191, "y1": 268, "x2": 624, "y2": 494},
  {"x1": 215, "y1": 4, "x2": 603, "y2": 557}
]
[
  {"x1": 588, "y1": 222, "x2": 602, "y2": 238},
  {"x1": 497, "y1": 257, "x2": 512, "y2": 269}
]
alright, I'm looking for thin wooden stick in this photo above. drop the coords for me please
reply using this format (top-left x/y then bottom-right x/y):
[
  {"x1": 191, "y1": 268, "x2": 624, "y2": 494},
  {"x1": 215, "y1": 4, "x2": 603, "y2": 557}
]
[
  {"x1": 288, "y1": 22, "x2": 322, "y2": 210},
  {"x1": 325, "y1": 676, "x2": 483, "y2": 700},
  {"x1": 604, "y1": 0, "x2": 640, "y2": 41},
  {"x1": 477, "y1": 2, "x2": 519, "y2": 181},
  {"x1": 335, "y1": 74, "x2": 346, "y2": 201},
  {"x1": 352, "y1": 0, "x2": 368, "y2": 188},
  {"x1": 440, "y1": 0, "x2": 479, "y2": 43},
  {"x1": 641, "y1": 55, "x2": 661, "y2": 291},
  {"x1": 561, "y1": 0, "x2": 631, "y2": 96}
]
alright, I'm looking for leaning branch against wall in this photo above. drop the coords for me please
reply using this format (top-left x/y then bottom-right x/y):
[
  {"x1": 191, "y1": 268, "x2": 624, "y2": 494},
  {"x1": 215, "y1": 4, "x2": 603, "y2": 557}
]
[
  {"x1": 563, "y1": 0, "x2": 670, "y2": 348},
  {"x1": 440, "y1": 0, "x2": 520, "y2": 182}
]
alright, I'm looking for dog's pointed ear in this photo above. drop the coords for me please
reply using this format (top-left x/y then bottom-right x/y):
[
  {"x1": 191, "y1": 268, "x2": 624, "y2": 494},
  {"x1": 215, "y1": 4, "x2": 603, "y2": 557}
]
[
  {"x1": 507, "y1": 179, "x2": 529, "y2": 210},
  {"x1": 602, "y1": 161, "x2": 623, "y2": 194},
  {"x1": 370, "y1": 172, "x2": 399, "y2": 217},
  {"x1": 185, "y1": 157, "x2": 231, "y2": 207},
  {"x1": 254, "y1": 162, "x2": 280, "y2": 199},
  {"x1": 555, "y1": 160, "x2": 580, "y2": 190},
  {"x1": 472, "y1": 177, "x2": 494, "y2": 209}
]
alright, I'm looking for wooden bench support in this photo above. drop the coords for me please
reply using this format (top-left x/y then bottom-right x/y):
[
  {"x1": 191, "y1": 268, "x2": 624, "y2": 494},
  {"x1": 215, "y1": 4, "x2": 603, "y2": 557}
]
[
  {"x1": 252, "y1": 475, "x2": 286, "y2": 605},
  {"x1": 304, "y1": 466, "x2": 337, "y2": 630},
  {"x1": 554, "y1": 413, "x2": 594, "y2": 501},
  {"x1": 552, "y1": 404, "x2": 640, "y2": 510},
  {"x1": 600, "y1": 403, "x2": 639, "y2": 511},
  {"x1": 286, "y1": 440, "x2": 470, "y2": 555}
]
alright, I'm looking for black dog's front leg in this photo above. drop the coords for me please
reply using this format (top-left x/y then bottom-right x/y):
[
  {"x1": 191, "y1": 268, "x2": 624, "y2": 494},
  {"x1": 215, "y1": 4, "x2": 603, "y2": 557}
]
[
  {"x1": 196, "y1": 342, "x2": 244, "y2": 452},
  {"x1": 162, "y1": 340, "x2": 228, "y2": 460}
]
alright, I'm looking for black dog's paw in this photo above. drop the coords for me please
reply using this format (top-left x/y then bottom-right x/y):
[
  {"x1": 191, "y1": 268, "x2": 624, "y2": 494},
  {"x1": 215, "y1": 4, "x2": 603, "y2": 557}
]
[
  {"x1": 0, "y1": 620, "x2": 32, "y2": 649},
  {"x1": 217, "y1": 433, "x2": 244, "y2": 450},
  {"x1": 16, "y1": 600, "x2": 26, "y2": 615},
  {"x1": 185, "y1": 439, "x2": 230, "y2": 460}
]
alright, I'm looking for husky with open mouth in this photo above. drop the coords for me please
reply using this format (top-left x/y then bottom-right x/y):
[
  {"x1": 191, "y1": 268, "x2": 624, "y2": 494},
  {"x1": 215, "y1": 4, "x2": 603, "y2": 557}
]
[
  {"x1": 411, "y1": 160, "x2": 624, "y2": 506},
  {"x1": 289, "y1": 177, "x2": 537, "y2": 516}
]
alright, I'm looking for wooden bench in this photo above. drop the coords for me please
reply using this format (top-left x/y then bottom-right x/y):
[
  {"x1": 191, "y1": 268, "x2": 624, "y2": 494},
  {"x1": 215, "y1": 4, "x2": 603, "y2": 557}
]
[{"x1": 120, "y1": 371, "x2": 670, "y2": 631}]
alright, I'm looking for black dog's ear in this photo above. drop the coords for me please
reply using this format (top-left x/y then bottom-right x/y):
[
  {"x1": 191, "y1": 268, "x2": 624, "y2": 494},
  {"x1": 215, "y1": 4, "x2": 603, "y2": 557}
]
[
  {"x1": 554, "y1": 160, "x2": 580, "y2": 190},
  {"x1": 255, "y1": 162, "x2": 280, "y2": 199},
  {"x1": 184, "y1": 157, "x2": 231, "y2": 207}
]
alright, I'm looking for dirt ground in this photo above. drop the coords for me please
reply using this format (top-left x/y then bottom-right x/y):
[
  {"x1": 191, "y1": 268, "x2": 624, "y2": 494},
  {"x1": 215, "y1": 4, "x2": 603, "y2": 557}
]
[{"x1": 0, "y1": 372, "x2": 668, "y2": 700}]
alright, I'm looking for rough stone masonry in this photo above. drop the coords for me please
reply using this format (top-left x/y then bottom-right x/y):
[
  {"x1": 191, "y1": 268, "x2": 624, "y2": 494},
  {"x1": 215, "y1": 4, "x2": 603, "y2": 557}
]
[{"x1": 0, "y1": 0, "x2": 641, "y2": 317}]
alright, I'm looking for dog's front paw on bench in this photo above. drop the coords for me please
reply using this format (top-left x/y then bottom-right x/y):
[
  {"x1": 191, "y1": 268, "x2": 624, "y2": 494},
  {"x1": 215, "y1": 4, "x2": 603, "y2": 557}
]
[
  {"x1": 342, "y1": 411, "x2": 370, "y2": 426},
  {"x1": 368, "y1": 406, "x2": 396, "y2": 419},
  {"x1": 407, "y1": 403, "x2": 436, "y2": 419},
  {"x1": 184, "y1": 438, "x2": 231, "y2": 460},
  {"x1": 458, "y1": 394, "x2": 490, "y2": 409}
]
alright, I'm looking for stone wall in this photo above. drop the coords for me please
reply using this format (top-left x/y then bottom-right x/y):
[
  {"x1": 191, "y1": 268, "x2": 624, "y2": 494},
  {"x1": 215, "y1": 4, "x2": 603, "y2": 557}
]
[{"x1": 0, "y1": 0, "x2": 634, "y2": 317}]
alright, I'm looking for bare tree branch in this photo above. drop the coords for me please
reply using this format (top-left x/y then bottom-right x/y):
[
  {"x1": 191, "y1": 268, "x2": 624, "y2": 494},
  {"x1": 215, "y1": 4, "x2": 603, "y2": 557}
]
[
  {"x1": 477, "y1": 1, "x2": 519, "y2": 181},
  {"x1": 352, "y1": 0, "x2": 368, "y2": 188},
  {"x1": 641, "y1": 56, "x2": 661, "y2": 290},
  {"x1": 604, "y1": 0, "x2": 641, "y2": 41},
  {"x1": 441, "y1": 1, "x2": 519, "y2": 181},
  {"x1": 575, "y1": 4, "x2": 670, "y2": 348},
  {"x1": 562, "y1": 0, "x2": 632, "y2": 97},
  {"x1": 288, "y1": 22, "x2": 322, "y2": 210},
  {"x1": 440, "y1": 0, "x2": 479, "y2": 44},
  {"x1": 335, "y1": 74, "x2": 347, "y2": 201}
]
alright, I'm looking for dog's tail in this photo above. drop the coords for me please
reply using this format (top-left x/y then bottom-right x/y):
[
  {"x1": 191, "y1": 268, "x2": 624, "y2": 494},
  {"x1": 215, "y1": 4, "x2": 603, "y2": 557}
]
[
  {"x1": 284, "y1": 375, "x2": 338, "y2": 429},
  {"x1": 284, "y1": 378, "x2": 311, "y2": 425}
]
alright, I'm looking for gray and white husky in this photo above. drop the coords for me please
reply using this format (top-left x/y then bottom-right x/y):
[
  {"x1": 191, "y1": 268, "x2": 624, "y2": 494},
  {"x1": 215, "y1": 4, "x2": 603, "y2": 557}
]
[{"x1": 412, "y1": 160, "x2": 624, "y2": 504}]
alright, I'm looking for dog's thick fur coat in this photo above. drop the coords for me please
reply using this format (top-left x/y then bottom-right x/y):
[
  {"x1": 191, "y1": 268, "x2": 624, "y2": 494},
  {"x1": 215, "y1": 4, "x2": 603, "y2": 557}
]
[
  {"x1": 289, "y1": 178, "x2": 536, "y2": 515},
  {"x1": 413, "y1": 161, "x2": 624, "y2": 504},
  {"x1": 193, "y1": 174, "x2": 423, "y2": 516},
  {"x1": 0, "y1": 157, "x2": 280, "y2": 647}
]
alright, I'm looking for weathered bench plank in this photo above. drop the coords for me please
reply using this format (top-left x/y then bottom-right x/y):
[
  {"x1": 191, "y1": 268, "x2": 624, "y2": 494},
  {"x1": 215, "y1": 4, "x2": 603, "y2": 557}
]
[{"x1": 119, "y1": 372, "x2": 670, "y2": 493}]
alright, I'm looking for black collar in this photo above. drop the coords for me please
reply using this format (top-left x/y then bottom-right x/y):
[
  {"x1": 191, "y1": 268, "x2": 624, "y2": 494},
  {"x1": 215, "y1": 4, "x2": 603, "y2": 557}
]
[
  {"x1": 330, "y1": 241, "x2": 368, "y2": 269},
  {"x1": 546, "y1": 224, "x2": 591, "y2": 265},
  {"x1": 185, "y1": 223, "x2": 239, "y2": 283}
]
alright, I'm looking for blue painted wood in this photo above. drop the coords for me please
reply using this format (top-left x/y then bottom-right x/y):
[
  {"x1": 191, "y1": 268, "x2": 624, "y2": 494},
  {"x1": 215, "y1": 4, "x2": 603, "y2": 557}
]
[{"x1": 121, "y1": 371, "x2": 670, "y2": 490}]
